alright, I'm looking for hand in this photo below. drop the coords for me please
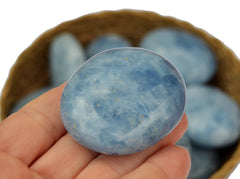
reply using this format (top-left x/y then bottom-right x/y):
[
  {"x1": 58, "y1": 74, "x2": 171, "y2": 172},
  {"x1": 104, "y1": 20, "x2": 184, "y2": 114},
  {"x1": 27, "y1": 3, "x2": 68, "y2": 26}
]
[{"x1": 0, "y1": 84, "x2": 190, "y2": 179}]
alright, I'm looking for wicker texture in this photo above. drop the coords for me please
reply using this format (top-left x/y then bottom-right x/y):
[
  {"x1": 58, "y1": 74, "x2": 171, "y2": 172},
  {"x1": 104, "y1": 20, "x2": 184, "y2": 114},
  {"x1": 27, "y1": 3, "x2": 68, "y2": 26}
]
[{"x1": 1, "y1": 10, "x2": 240, "y2": 178}]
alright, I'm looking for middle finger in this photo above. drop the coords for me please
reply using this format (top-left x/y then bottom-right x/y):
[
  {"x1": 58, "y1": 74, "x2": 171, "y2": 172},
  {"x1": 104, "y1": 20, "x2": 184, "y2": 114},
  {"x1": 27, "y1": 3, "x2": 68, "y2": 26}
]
[{"x1": 30, "y1": 133, "x2": 99, "y2": 178}]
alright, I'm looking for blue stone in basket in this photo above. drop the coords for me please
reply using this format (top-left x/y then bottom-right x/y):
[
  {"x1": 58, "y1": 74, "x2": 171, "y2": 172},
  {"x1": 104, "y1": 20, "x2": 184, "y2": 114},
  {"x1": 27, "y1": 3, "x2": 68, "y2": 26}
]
[
  {"x1": 86, "y1": 34, "x2": 131, "y2": 58},
  {"x1": 186, "y1": 85, "x2": 240, "y2": 148},
  {"x1": 188, "y1": 147, "x2": 219, "y2": 179},
  {"x1": 176, "y1": 134, "x2": 192, "y2": 154},
  {"x1": 49, "y1": 32, "x2": 86, "y2": 86},
  {"x1": 140, "y1": 28, "x2": 217, "y2": 85},
  {"x1": 60, "y1": 47, "x2": 186, "y2": 155}
]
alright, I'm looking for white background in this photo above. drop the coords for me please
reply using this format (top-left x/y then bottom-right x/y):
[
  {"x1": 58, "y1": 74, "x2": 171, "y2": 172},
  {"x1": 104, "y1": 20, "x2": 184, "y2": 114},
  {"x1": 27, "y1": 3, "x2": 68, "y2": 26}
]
[{"x1": 0, "y1": 0, "x2": 239, "y2": 178}]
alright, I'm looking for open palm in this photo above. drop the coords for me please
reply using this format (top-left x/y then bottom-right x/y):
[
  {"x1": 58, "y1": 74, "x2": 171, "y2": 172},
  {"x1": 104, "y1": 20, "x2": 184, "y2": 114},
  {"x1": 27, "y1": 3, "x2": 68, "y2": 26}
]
[{"x1": 0, "y1": 84, "x2": 190, "y2": 179}]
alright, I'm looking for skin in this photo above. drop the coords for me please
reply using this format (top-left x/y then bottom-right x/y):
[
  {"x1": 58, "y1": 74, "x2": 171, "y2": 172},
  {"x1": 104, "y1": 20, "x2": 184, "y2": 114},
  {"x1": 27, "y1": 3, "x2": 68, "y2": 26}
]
[{"x1": 0, "y1": 84, "x2": 191, "y2": 179}]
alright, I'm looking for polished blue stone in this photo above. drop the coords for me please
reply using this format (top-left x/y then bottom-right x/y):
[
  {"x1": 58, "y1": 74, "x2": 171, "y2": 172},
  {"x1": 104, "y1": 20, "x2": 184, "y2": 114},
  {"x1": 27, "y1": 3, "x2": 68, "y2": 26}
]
[
  {"x1": 61, "y1": 47, "x2": 186, "y2": 155},
  {"x1": 49, "y1": 32, "x2": 86, "y2": 86},
  {"x1": 140, "y1": 28, "x2": 217, "y2": 85},
  {"x1": 176, "y1": 134, "x2": 192, "y2": 154},
  {"x1": 176, "y1": 135, "x2": 219, "y2": 178},
  {"x1": 186, "y1": 85, "x2": 240, "y2": 148},
  {"x1": 11, "y1": 86, "x2": 52, "y2": 113},
  {"x1": 188, "y1": 147, "x2": 219, "y2": 179},
  {"x1": 86, "y1": 34, "x2": 131, "y2": 58}
]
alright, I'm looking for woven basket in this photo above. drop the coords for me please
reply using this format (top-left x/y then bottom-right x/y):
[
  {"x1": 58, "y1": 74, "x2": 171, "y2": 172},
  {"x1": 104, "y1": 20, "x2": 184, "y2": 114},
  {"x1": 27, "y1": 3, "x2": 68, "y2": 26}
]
[{"x1": 1, "y1": 9, "x2": 240, "y2": 178}]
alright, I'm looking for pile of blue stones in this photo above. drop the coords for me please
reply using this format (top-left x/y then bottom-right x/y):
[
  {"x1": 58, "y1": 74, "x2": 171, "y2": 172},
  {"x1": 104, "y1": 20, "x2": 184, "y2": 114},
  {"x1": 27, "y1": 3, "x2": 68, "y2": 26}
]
[
  {"x1": 12, "y1": 27, "x2": 240, "y2": 178},
  {"x1": 141, "y1": 28, "x2": 240, "y2": 178}
]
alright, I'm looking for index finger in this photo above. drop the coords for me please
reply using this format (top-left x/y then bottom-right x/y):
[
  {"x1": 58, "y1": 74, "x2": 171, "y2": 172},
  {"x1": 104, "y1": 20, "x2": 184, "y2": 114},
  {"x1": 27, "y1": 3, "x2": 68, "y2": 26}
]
[{"x1": 0, "y1": 83, "x2": 66, "y2": 166}]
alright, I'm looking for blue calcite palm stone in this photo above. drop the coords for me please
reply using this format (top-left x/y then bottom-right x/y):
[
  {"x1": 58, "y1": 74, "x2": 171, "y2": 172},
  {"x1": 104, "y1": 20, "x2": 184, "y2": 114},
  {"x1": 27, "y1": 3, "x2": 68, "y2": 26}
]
[
  {"x1": 49, "y1": 32, "x2": 86, "y2": 86},
  {"x1": 140, "y1": 28, "x2": 217, "y2": 85},
  {"x1": 188, "y1": 147, "x2": 219, "y2": 179},
  {"x1": 86, "y1": 34, "x2": 131, "y2": 58},
  {"x1": 186, "y1": 85, "x2": 240, "y2": 148},
  {"x1": 61, "y1": 47, "x2": 186, "y2": 155},
  {"x1": 176, "y1": 134, "x2": 192, "y2": 154},
  {"x1": 176, "y1": 135, "x2": 219, "y2": 178}
]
